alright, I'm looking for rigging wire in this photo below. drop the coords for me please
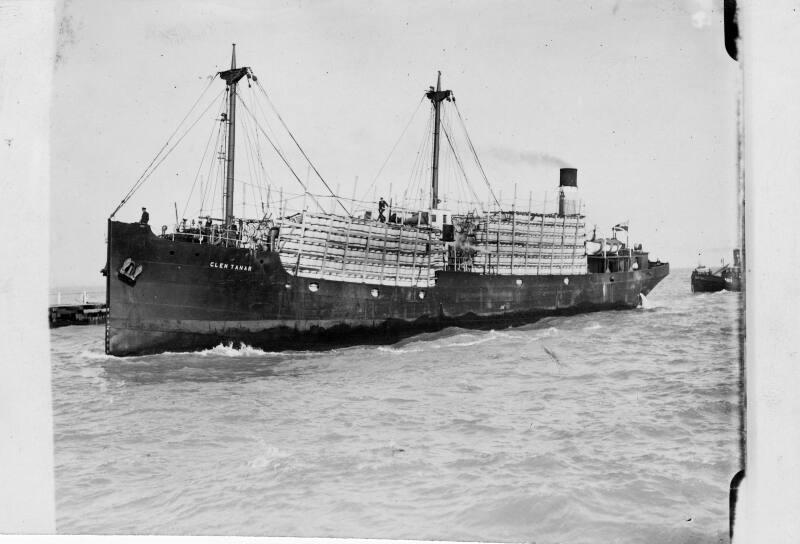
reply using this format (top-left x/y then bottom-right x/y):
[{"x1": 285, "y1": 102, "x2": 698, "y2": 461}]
[
  {"x1": 252, "y1": 78, "x2": 350, "y2": 216},
  {"x1": 236, "y1": 95, "x2": 325, "y2": 213},
  {"x1": 419, "y1": 109, "x2": 435, "y2": 207},
  {"x1": 238, "y1": 110, "x2": 260, "y2": 210},
  {"x1": 406, "y1": 107, "x2": 434, "y2": 210},
  {"x1": 109, "y1": 75, "x2": 220, "y2": 218},
  {"x1": 249, "y1": 82, "x2": 287, "y2": 159},
  {"x1": 453, "y1": 100, "x2": 500, "y2": 208},
  {"x1": 244, "y1": 85, "x2": 269, "y2": 205},
  {"x1": 112, "y1": 87, "x2": 225, "y2": 220},
  {"x1": 209, "y1": 121, "x2": 226, "y2": 216},
  {"x1": 205, "y1": 118, "x2": 227, "y2": 219},
  {"x1": 237, "y1": 112, "x2": 259, "y2": 218},
  {"x1": 200, "y1": 116, "x2": 224, "y2": 215},
  {"x1": 239, "y1": 90, "x2": 275, "y2": 210},
  {"x1": 441, "y1": 113, "x2": 482, "y2": 207},
  {"x1": 245, "y1": 82, "x2": 284, "y2": 213},
  {"x1": 182, "y1": 91, "x2": 229, "y2": 220},
  {"x1": 146, "y1": 89, "x2": 226, "y2": 215},
  {"x1": 359, "y1": 94, "x2": 427, "y2": 204}
]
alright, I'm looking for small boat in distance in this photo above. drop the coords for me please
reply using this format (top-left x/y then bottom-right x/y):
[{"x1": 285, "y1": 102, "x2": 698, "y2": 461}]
[
  {"x1": 691, "y1": 249, "x2": 743, "y2": 293},
  {"x1": 103, "y1": 45, "x2": 669, "y2": 356}
]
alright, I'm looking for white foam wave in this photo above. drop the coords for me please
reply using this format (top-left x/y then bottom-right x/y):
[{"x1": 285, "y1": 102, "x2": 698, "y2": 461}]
[
  {"x1": 489, "y1": 330, "x2": 519, "y2": 340},
  {"x1": 639, "y1": 293, "x2": 657, "y2": 309},
  {"x1": 80, "y1": 350, "x2": 120, "y2": 361},
  {"x1": 446, "y1": 335, "x2": 496, "y2": 348},
  {"x1": 197, "y1": 343, "x2": 272, "y2": 357},
  {"x1": 377, "y1": 346, "x2": 422, "y2": 355},
  {"x1": 445, "y1": 330, "x2": 521, "y2": 348},
  {"x1": 81, "y1": 343, "x2": 277, "y2": 361},
  {"x1": 153, "y1": 342, "x2": 277, "y2": 358},
  {"x1": 542, "y1": 327, "x2": 560, "y2": 337},
  {"x1": 523, "y1": 326, "x2": 561, "y2": 344}
]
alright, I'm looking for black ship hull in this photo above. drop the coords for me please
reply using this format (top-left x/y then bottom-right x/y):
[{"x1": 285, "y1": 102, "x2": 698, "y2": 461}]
[
  {"x1": 690, "y1": 272, "x2": 726, "y2": 293},
  {"x1": 106, "y1": 221, "x2": 669, "y2": 356},
  {"x1": 690, "y1": 270, "x2": 742, "y2": 293}
]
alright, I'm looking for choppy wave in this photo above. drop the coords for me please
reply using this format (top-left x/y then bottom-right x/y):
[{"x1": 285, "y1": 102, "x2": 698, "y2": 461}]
[{"x1": 50, "y1": 270, "x2": 743, "y2": 542}]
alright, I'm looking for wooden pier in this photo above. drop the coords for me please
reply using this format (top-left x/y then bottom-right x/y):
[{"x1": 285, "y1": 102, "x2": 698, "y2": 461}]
[
  {"x1": 49, "y1": 303, "x2": 108, "y2": 328},
  {"x1": 49, "y1": 290, "x2": 107, "y2": 328}
]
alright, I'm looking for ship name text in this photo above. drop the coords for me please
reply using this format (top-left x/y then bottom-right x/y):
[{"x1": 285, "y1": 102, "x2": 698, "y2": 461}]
[{"x1": 210, "y1": 261, "x2": 252, "y2": 271}]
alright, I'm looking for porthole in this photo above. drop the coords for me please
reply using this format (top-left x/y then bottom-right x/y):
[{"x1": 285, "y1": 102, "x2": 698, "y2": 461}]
[
  {"x1": 418, "y1": 290, "x2": 425, "y2": 300},
  {"x1": 370, "y1": 288, "x2": 379, "y2": 298},
  {"x1": 284, "y1": 283, "x2": 292, "y2": 289},
  {"x1": 259, "y1": 259, "x2": 264, "y2": 264},
  {"x1": 309, "y1": 282, "x2": 319, "y2": 292},
  {"x1": 515, "y1": 279, "x2": 523, "y2": 287},
  {"x1": 563, "y1": 277, "x2": 569, "y2": 285}
]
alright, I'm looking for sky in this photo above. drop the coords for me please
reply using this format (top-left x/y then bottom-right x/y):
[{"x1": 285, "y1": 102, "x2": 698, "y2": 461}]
[{"x1": 49, "y1": 0, "x2": 740, "y2": 287}]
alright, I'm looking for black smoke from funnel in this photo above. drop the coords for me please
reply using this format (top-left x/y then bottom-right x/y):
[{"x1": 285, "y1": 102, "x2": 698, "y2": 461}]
[{"x1": 486, "y1": 147, "x2": 571, "y2": 169}]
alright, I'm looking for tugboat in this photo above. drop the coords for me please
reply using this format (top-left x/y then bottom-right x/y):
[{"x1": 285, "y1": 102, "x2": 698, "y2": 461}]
[
  {"x1": 691, "y1": 249, "x2": 743, "y2": 292},
  {"x1": 103, "y1": 46, "x2": 669, "y2": 356}
]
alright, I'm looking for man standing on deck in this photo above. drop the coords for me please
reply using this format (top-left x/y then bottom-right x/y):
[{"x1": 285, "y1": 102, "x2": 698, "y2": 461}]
[
  {"x1": 139, "y1": 207, "x2": 149, "y2": 225},
  {"x1": 378, "y1": 197, "x2": 387, "y2": 223}
]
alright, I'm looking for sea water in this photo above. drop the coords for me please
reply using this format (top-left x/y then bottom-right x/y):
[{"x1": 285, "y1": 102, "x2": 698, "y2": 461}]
[{"x1": 51, "y1": 269, "x2": 742, "y2": 543}]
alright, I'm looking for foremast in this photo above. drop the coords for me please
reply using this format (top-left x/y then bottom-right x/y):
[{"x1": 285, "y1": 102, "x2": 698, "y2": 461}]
[
  {"x1": 425, "y1": 72, "x2": 452, "y2": 210},
  {"x1": 219, "y1": 44, "x2": 252, "y2": 226}
]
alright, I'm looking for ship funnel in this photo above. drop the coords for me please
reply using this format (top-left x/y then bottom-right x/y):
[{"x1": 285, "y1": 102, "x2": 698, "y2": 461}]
[
  {"x1": 558, "y1": 168, "x2": 579, "y2": 215},
  {"x1": 559, "y1": 168, "x2": 577, "y2": 188}
]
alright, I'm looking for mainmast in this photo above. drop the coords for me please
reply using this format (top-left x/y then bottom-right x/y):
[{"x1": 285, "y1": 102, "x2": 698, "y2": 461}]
[
  {"x1": 425, "y1": 72, "x2": 452, "y2": 210},
  {"x1": 219, "y1": 44, "x2": 251, "y2": 225}
]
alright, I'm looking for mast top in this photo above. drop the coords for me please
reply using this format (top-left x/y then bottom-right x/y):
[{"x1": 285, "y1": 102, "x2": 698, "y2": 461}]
[
  {"x1": 426, "y1": 71, "x2": 452, "y2": 105},
  {"x1": 219, "y1": 43, "x2": 250, "y2": 86}
]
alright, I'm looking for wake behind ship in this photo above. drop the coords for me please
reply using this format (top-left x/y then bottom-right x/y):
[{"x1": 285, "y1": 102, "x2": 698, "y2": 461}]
[{"x1": 104, "y1": 46, "x2": 669, "y2": 356}]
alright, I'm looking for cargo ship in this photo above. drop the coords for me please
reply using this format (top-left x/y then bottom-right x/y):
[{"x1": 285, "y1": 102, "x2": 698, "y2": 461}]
[
  {"x1": 104, "y1": 46, "x2": 669, "y2": 356},
  {"x1": 691, "y1": 249, "x2": 742, "y2": 292}
]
